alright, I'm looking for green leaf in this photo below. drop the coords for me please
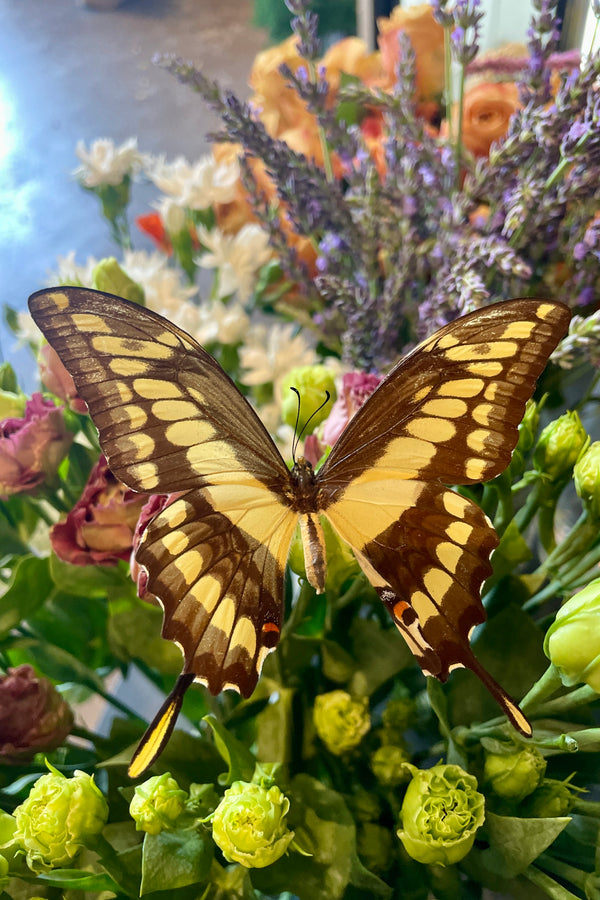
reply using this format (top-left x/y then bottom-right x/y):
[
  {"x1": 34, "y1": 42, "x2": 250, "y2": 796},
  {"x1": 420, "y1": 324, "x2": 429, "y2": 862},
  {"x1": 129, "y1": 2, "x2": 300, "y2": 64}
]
[
  {"x1": 203, "y1": 714, "x2": 255, "y2": 786},
  {"x1": 446, "y1": 604, "x2": 547, "y2": 729},
  {"x1": 348, "y1": 618, "x2": 413, "y2": 696},
  {"x1": 480, "y1": 810, "x2": 571, "y2": 878},
  {"x1": 50, "y1": 553, "x2": 127, "y2": 596},
  {"x1": 251, "y1": 774, "x2": 392, "y2": 900},
  {"x1": 4, "y1": 636, "x2": 105, "y2": 690},
  {"x1": 20, "y1": 868, "x2": 121, "y2": 892},
  {"x1": 0, "y1": 556, "x2": 52, "y2": 636},
  {"x1": 140, "y1": 826, "x2": 213, "y2": 895},
  {"x1": 255, "y1": 686, "x2": 295, "y2": 764}
]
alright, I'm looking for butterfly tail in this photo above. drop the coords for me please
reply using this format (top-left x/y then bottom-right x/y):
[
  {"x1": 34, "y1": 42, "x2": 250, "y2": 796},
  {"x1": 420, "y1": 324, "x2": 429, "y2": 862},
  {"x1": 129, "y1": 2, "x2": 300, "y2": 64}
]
[
  {"x1": 463, "y1": 651, "x2": 532, "y2": 738},
  {"x1": 128, "y1": 672, "x2": 195, "y2": 778}
]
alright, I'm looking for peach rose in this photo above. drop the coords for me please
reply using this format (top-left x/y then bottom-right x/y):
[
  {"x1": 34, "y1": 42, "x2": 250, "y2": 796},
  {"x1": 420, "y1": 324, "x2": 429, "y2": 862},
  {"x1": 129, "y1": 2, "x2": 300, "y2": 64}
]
[
  {"x1": 442, "y1": 81, "x2": 522, "y2": 157},
  {"x1": 321, "y1": 36, "x2": 385, "y2": 94},
  {"x1": 249, "y1": 35, "x2": 310, "y2": 137},
  {"x1": 377, "y1": 4, "x2": 445, "y2": 100}
]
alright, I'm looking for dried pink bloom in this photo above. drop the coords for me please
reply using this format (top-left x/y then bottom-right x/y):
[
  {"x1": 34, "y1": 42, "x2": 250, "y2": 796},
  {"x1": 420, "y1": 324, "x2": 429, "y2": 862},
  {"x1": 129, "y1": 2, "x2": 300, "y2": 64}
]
[
  {"x1": 0, "y1": 665, "x2": 74, "y2": 762},
  {"x1": 38, "y1": 344, "x2": 88, "y2": 415},
  {"x1": 322, "y1": 372, "x2": 383, "y2": 447}
]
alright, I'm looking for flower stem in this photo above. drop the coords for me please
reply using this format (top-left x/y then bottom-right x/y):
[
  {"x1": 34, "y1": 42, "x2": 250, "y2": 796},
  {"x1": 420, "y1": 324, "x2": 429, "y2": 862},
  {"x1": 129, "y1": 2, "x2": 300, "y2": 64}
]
[
  {"x1": 531, "y1": 683, "x2": 598, "y2": 718},
  {"x1": 520, "y1": 664, "x2": 563, "y2": 714},
  {"x1": 528, "y1": 858, "x2": 589, "y2": 899}
]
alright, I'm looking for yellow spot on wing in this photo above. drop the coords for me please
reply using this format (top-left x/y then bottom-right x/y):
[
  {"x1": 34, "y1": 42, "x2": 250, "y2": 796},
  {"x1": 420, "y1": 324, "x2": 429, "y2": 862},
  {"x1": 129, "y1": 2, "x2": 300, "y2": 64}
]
[
  {"x1": 443, "y1": 492, "x2": 470, "y2": 517},
  {"x1": 160, "y1": 529, "x2": 191, "y2": 555},
  {"x1": 113, "y1": 382, "x2": 134, "y2": 403},
  {"x1": 406, "y1": 416, "x2": 455, "y2": 442},
  {"x1": 173, "y1": 549, "x2": 205, "y2": 585},
  {"x1": 537, "y1": 303, "x2": 556, "y2": 320},
  {"x1": 411, "y1": 589, "x2": 440, "y2": 622},
  {"x1": 211, "y1": 595, "x2": 236, "y2": 636},
  {"x1": 134, "y1": 379, "x2": 184, "y2": 400},
  {"x1": 465, "y1": 457, "x2": 490, "y2": 481},
  {"x1": 161, "y1": 500, "x2": 190, "y2": 528},
  {"x1": 49, "y1": 291, "x2": 69, "y2": 310},
  {"x1": 500, "y1": 321, "x2": 536, "y2": 340},
  {"x1": 446, "y1": 521, "x2": 473, "y2": 543},
  {"x1": 446, "y1": 341, "x2": 518, "y2": 361},
  {"x1": 437, "y1": 333, "x2": 460, "y2": 349},
  {"x1": 71, "y1": 313, "x2": 113, "y2": 332},
  {"x1": 127, "y1": 461, "x2": 160, "y2": 489},
  {"x1": 422, "y1": 398, "x2": 468, "y2": 418},
  {"x1": 473, "y1": 403, "x2": 495, "y2": 425},
  {"x1": 125, "y1": 432, "x2": 155, "y2": 457},
  {"x1": 229, "y1": 616, "x2": 257, "y2": 659},
  {"x1": 423, "y1": 568, "x2": 453, "y2": 603},
  {"x1": 436, "y1": 541, "x2": 463, "y2": 572},
  {"x1": 152, "y1": 399, "x2": 199, "y2": 421},
  {"x1": 466, "y1": 429, "x2": 491, "y2": 453},
  {"x1": 166, "y1": 420, "x2": 216, "y2": 447},
  {"x1": 156, "y1": 329, "x2": 181, "y2": 348},
  {"x1": 110, "y1": 358, "x2": 150, "y2": 377},
  {"x1": 188, "y1": 576, "x2": 221, "y2": 616},
  {"x1": 438, "y1": 378, "x2": 484, "y2": 398},
  {"x1": 92, "y1": 335, "x2": 174, "y2": 359},
  {"x1": 466, "y1": 361, "x2": 503, "y2": 377}
]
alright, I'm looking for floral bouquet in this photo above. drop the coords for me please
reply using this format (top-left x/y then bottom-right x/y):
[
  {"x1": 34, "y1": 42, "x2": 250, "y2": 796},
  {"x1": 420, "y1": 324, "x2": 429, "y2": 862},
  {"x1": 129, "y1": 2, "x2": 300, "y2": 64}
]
[{"x1": 2, "y1": 1, "x2": 600, "y2": 898}]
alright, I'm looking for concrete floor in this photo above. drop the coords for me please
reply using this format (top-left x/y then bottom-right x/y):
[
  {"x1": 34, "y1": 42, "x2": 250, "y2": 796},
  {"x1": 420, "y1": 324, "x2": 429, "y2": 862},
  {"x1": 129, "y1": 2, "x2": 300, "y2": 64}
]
[{"x1": 0, "y1": 0, "x2": 267, "y2": 385}]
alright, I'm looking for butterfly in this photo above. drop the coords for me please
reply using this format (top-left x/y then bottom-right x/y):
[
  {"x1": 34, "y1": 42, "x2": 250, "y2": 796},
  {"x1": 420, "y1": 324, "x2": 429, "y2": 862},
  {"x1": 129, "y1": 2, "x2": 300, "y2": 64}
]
[{"x1": 28, "y1": 287, "x2": 571, "y2": 776}]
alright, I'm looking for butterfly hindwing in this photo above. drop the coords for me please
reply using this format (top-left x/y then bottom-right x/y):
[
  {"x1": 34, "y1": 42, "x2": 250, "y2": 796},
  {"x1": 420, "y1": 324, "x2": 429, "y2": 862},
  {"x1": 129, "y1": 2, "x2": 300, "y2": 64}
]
[{"x1": 136, "y1": 485, "x2": 297, "y2": 697}]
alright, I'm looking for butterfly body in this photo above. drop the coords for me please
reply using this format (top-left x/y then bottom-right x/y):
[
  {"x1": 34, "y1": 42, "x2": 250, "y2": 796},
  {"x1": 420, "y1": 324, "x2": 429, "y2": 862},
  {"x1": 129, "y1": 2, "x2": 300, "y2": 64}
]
[{"x1": 28, "y1": 287, "x2": 571, "y2": 775}]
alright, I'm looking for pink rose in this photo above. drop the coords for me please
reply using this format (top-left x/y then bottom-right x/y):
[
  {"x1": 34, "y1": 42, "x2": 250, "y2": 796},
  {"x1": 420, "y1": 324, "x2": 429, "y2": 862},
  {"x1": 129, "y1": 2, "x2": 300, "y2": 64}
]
[
  {"x1": 130, "y1": 492, "x2": 184, "y2": 599},
  {"x1": 0, "y1": 665, "x2": 74, "y2": 762},
  {"x1": 0, "y1": 393, "x2": 73, "y2": 499},
  {"x1": 322, "y1": 372, "x2": 383, "y2": 447},
  {"x1": 50, "y1": 455, "x2": 147, "y2": 566},
  {"x1": 38, "y1": 344, "x2": 88, "y2": 414}
]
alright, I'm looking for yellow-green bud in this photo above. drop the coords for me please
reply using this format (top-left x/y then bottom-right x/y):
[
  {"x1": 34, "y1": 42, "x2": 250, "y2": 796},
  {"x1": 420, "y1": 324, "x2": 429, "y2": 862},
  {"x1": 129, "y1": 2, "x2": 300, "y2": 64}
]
[
  {"x1": 313, "y1": 691, "x2": 370, "y2": 755},
  {"x1": 509, "y1": 399, "x2": 540, "y2": 475},
  {"x1": 483, "y1": 745, "x2": 546, "y2": 802},
  {"x1": 357, "y1": 823, "x2": 393, "y2": 873},
  {"x1": 381, "y1": 697, "x2": 417, "y2": 737},
  {"x1": 544, "y1": 577, "x2": 600, "y2": 691},
  {"x1": 533, "y1": 411, "x2": 588, "y2": 483},
  {"x1": 520, "y1": 779, "x2": 577, "y2": 818},
  {"x1": 574, "y1": 442, "x2": 600, "y2": 519},
  {"x1": 281, "y1": 365, "x2": 337, "y2": 435},
  {"x1": 211, "y1": 781, "x2": 294, "y2": 869},
  {"x1": 0, "y1": 390, "x2": 26, "y2": 420},
  {"x1": 397, "y1": 763, "x2": 485, "y2": 867},
  {"x1": 371, "y1": 745, "x2": 412, "y2": 787},
  {"x1": 13, "y1": 764, "x2": 108, "y2": 872},
  {"x1": 129, "y1": 772, "x2": 188, "y2": 835},
  {"x1": 92, "y1": 257, "x2": 145, "y2": 305}
]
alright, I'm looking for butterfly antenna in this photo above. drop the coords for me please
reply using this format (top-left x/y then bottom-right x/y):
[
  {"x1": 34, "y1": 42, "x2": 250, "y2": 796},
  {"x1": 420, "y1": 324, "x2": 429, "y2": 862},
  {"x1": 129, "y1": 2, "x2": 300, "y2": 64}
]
[{"x1": 290, "y1": 388, "x2": 332, "y2": 463}]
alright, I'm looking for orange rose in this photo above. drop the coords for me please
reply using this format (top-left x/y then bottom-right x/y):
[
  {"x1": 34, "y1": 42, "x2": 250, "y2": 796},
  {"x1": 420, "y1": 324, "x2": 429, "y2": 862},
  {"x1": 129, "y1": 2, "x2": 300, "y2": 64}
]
[
  {"x1": 442, "y1": 81, "x2": 521, "y2": 157},
  {"x1": 249, "y1": 35, "x2": 310, "y2": 137},
  {"x1": 377, "y1": 4, "x2": 445, "y2": 100},
  {"x1": 321, "y1": 36, "x2": 385, "y2": 94}
]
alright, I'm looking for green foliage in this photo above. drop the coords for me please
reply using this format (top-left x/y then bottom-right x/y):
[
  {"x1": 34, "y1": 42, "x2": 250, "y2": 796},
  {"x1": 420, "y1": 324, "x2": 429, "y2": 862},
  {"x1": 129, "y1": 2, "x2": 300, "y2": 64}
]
[{"x1": 253, "y1": 0, "x2": 356, "y2": 43}]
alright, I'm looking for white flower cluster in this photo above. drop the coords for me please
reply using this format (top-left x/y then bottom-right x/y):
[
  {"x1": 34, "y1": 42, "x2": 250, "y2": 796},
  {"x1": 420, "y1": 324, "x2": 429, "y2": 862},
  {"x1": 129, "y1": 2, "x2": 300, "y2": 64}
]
[
  {"x1": 73, "y1": 138, "x2": 143, "y2": 188},
  {"x1": 145, "y1": 154, "x2": 239, "y2": 210},
  {"x1": 552, "y1": 311, "x2": 600, "y2": 370},
  {"x1": 197, "y1": 224, "x2": 272, "y2": 301}
]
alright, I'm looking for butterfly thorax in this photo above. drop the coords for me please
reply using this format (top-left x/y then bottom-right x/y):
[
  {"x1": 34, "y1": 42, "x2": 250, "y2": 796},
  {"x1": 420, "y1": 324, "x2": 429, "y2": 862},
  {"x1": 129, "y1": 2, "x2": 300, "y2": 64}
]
[{"x1": 288, "y1": 456, "x2": 319, "y2": 512}]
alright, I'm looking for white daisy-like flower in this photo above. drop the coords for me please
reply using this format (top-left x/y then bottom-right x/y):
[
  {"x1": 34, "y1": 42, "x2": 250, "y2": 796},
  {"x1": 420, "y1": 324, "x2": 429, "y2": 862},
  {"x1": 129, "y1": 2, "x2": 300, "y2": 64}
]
[
  {"x1": 73, "y1": 138, "x2": 142, "y2": 188},
  {"x1": 197, "y1": 224, "x2": 272, "y2": 301},
  {"x1": 46, "y1": 251, "x2": 98, "y2": 287},
  {"x1": 15, "y1": 311, "x2": 44, "y2": 345},
  {"x1": 154, "y1": 196, "x2": 188, "y2": 236},
  {"x1": 145, "y1": 153, "x2": 240, "y2": 210},
  {"x1": 239, "y1": 322, "x2": 317, "y2": 387},
  {"x1": 192, "y1": 299, "x2": 250, "y2": 346},
  {"x1": 121, "y1": 250, "x2": 197, "y2": 315}
]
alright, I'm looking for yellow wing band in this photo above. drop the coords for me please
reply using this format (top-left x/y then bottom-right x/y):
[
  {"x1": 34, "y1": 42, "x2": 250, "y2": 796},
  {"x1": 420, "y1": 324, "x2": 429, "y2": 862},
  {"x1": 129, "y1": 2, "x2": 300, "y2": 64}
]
[{"x1": 128, "y1": 673, "x2": 195, "y2": 778}]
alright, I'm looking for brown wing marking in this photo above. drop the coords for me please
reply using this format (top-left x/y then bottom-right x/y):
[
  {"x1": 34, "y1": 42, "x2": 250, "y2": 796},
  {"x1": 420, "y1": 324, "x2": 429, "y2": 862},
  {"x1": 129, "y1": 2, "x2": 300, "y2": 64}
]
[
  {"x1": 136, "y1": 483, "x2": 298, "y2": 698},
  {"x1": 318, "y1": 299, "x2": 571, "y2": 493},
  {"x1": 28, "y1": 287, "x2": 290, "y2": 494}
]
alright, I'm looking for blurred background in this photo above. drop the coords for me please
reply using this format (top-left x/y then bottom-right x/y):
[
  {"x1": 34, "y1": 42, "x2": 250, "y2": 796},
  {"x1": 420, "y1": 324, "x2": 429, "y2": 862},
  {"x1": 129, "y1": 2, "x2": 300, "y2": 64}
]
[{"x1": 0, "y1": 0, "x2": 595, "y2": 382}]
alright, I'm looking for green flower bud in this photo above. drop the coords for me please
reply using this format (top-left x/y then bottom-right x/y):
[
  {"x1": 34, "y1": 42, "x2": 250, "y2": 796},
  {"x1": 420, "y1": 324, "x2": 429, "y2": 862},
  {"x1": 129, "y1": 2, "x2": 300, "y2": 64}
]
[
  {"x1": 211, "y1": 781, "x2": 294, "y2": 869},
  {"x1": 313, "y1": 691, "x2": 370, "y2": 755},
  {"x1": 397, "y1": 763, "x2": 485, "y2": 867},
  {"x1": 14, "y1": 764, "x2": 108, "y2": 872},
  {"x1": 347, "y1": 789, "x2": 381, "y2": 823},
  {"x1": 281, "y1": 365, "x2": 337, "y2": 435},
  {"x1": 129, "y1": 772, "x2": 188, "y2": 835},
  {"x1": 187, "y1": 782, "x2": 220, "y2": 818},
  {"x1": 381, "y1": 697, "x2": 417, "y2": 737},
  {"x1": 520, "y1": 778, "x2": 578, "y2": 818},
  {"x1": 0, "y1": 390, "x2": 26, "y2": 420},
  {"x1": 92, "y1": 257, "x2": 145, "y2": 305},
  {"x1": 544, "y1": 577, "x2": 600, "y2": 691},
  {"x1": 357, "y1": 823, "x2": 393, "y2": 874},
  {"x1": 533, "y1": 411, "x2": 588, "y2": 483},
  {"x1": 574, "y1": 442, "x2": 600, "y2": 519},
  {"x1": 483, "y1": 745, "x2": 546, "y2": 802},
  {"x1": 371, "y1": 745, "x2": 412, "y2": 787},
  {"x1": 509, "y1": 399, "x2": 540, "y2": 475}
]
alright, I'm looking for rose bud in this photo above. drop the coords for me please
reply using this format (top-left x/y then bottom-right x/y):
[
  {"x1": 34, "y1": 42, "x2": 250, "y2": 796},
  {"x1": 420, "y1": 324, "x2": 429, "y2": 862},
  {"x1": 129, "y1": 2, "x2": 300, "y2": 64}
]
[
  {"x1": 130, "y1": 773, "x2": 188, "y2": 835},
  {"x1": 210, "y1": 781, "x2": 294, "y2": 869},
  {"x1": 313, "y1": 690, "x2": 370, "y2": 756},
  {"x1": 544, "y1": 577, "x2": 600, "y2": 692},
  {"x1": 0, "y1": 665, "x2": 73, "y2": 763}
]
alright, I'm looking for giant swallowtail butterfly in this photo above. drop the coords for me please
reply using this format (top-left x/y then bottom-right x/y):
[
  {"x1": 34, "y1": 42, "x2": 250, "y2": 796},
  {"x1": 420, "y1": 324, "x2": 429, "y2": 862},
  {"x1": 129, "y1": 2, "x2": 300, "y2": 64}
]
[{"x1": 29, "y1": 287, "x2": 570, "y2": 776}]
